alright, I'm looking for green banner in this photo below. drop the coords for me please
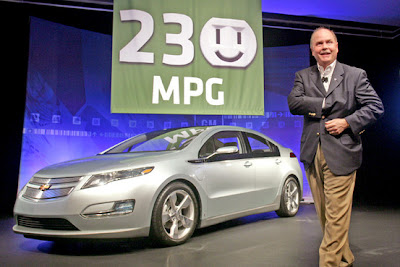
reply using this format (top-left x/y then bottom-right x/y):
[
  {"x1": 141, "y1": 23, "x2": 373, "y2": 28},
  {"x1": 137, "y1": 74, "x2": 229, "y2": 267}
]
[{"x1": 111, "y1": 0, "x2": 264, "y2": 115}]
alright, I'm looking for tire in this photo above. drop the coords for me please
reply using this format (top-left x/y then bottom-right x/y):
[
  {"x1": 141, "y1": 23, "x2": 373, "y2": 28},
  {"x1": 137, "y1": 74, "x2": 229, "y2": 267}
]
[
  {"x1": 150, "y1": 182, "x2": 199, "y2": 246},
  {"x1": 275, "y1": 177, "x2": 300, "y2": 217}
]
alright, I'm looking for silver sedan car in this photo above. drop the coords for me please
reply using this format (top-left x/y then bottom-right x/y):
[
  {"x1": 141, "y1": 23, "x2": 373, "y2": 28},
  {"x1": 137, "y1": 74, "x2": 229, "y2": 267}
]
[{"x1": 14, "y1": 126, "x2": 303, "y2": 246}]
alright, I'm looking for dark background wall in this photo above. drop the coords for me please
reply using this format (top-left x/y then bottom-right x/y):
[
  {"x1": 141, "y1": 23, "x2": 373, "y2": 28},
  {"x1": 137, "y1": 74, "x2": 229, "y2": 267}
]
[{"x1": 1, "y1": 1, "x2": 399, "y2": 215}]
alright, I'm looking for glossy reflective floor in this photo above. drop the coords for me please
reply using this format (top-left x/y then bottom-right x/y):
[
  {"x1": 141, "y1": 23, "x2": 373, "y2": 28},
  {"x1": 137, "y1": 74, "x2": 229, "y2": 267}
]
[{"x1": 1, "y1": 204, "x2": 399, "y2": 267}]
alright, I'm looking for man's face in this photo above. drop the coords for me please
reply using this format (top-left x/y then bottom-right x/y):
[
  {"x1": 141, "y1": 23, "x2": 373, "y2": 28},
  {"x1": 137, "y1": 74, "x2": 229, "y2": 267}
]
[{"x1": 311, "y1": 29, "x2": 339, "y2": 69}]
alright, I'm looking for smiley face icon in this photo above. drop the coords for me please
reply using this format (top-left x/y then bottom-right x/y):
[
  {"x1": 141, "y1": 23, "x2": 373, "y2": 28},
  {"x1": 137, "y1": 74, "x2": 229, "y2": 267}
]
[{"x1": 200, "y1": 17, "x2": 257, "y2": 68}]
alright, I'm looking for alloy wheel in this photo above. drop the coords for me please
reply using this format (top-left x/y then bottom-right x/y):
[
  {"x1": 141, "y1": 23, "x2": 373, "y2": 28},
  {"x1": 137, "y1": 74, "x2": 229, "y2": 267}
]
[
  {"x1": 284, "y1": 179, "x2": 299, "y2": 214},
  {"x1": 161, "y1": 189, "x2": 195, "y2": 240}
]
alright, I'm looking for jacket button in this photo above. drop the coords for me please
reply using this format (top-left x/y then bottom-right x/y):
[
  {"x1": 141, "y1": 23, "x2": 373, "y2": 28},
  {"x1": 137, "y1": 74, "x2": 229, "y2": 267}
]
[{"x1": 317, "y1": 132, "x2": 320, "y2": 136}]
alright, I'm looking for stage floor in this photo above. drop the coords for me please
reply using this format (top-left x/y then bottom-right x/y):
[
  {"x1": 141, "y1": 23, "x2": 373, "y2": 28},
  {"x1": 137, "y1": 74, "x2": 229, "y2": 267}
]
[{"x1": 1, "y1": 204, "x2": 399, "y2": 267}]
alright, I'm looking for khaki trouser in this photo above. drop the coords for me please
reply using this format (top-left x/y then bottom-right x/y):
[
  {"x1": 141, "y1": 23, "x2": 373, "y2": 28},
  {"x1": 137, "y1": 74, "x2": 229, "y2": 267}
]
[{"x1": 306, "y1": 143, "x2": 356, "y2": 267}]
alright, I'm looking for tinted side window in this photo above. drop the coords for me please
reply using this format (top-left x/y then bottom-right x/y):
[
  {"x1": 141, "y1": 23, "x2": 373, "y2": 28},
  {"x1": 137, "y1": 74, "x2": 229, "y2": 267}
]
[
  {"x1": 198, "y1": 137, "x2": 215, "y2": 158},
  {"x1": 248, "y1": 135, "x2": 271, "y2": 153},
  {"x1": 246, "y1": 133, "x2": 280, "y2": 157}
]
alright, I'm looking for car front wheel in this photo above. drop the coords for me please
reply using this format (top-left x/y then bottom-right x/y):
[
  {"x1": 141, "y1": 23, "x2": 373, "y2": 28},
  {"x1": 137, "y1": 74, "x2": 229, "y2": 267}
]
[
  {"x1": 276, "y1": 176, "x2": 300, "y2": 217},
  {"x1": 150, "y1": 182, "x2": 199, "y2": 246}
]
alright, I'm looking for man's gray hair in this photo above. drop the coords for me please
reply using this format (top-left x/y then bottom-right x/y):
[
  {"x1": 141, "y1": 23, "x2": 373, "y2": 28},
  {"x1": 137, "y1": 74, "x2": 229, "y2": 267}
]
[{"x1": 310, "y1": 27, "x2": 338, "y2": 48}]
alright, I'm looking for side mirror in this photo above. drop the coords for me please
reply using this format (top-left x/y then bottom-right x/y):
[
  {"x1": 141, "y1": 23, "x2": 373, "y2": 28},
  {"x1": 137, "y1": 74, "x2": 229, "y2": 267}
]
[
  {"x1": 204, "y1": 146, "x2": 239, "y2": 160},
  {"x1": 215, "y1": 146, "x2": 239, "y2": 155},
  {"x1": 188, "y1": 146, "x2": 239, "y2": 163}
]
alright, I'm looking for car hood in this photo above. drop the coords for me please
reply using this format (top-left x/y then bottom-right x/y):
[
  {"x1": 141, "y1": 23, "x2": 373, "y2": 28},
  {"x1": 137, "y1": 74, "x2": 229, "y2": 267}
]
[{"x1": 35, "y1": 151, "x2": 180, "y2": 177}]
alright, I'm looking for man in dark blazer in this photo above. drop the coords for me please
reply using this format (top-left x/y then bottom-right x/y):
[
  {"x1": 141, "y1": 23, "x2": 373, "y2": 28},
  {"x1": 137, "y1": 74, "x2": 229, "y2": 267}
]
[{"x1": 288, "y1": 27, "x2": 384, "y2": 267}]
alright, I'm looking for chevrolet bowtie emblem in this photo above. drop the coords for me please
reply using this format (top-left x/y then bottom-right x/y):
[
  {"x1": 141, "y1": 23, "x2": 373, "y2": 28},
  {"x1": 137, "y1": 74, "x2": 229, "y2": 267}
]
[{"x1": 39, "y1": 184, "x2": 52, "y2": 191}]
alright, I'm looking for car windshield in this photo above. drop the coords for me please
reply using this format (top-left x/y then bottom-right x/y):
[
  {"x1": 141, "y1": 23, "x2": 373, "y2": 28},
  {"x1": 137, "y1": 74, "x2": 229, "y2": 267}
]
[{"x1": 103, "y1": 127, "x2": 209, "y2": 154}]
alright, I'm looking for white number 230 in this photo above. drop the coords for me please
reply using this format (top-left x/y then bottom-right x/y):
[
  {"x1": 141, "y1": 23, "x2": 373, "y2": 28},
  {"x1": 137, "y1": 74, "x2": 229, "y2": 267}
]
[{"x1": 119, "y1": 9, "x2": 194, "y2": 66}]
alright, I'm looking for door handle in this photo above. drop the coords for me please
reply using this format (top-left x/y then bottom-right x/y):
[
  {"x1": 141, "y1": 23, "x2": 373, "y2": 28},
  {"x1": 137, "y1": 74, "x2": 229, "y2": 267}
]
[
  {"x1": 244, "y1": 161, "x2": 253, "y2": 168},
  {"x1": 275, "y1": 159, "x2": 282, "y2": 165}
]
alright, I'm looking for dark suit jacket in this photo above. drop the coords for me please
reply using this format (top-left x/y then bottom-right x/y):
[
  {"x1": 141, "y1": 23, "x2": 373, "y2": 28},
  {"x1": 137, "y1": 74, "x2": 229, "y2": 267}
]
[{"x1": 288, "y1": 62, "x2": 384, "y2": 175}]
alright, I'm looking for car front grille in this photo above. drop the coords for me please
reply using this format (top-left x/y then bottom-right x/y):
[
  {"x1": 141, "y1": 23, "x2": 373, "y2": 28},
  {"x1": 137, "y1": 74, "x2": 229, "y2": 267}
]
[
  {"x1": 23, "y1": 186, "x2": 74, "y2": 199},
  {"x1": 22, "y1": 176, "x2": 83, "y2": 200},
  {"x1": 17, "y1": 216, "x2": 79, "y2": 231}
]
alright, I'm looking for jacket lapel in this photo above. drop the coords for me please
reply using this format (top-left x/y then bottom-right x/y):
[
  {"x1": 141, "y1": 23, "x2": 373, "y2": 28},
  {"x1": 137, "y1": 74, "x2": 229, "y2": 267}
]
[
  {"x1": 327, "y1": 62, "x2": 344, "y2": 96},
  {"x1": 309, "y1": 65, "x2": 326, "y2": 96}
]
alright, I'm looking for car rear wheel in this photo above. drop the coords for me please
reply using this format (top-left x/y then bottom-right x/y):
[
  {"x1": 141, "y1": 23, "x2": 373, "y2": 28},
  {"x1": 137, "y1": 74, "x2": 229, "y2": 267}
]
[
  {"x1": 150, "y1": 182, "x2": 198, "y2": 246},
  {"x1": 276, "y1": 177, "x2": 300, "y2": 217}
]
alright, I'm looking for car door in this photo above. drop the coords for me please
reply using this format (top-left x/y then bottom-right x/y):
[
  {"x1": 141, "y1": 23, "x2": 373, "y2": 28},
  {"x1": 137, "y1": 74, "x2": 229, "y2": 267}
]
[
  {"x1": 244, "y1": 132, "x2": 282, "y2": 206},
  {"x1": 197, "y1": 131, "x2": 256, "y2": 218}
]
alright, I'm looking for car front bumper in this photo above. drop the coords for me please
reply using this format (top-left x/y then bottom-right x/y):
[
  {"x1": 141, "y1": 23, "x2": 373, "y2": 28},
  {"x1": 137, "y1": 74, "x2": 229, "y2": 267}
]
[{"x1": 13, "y1": 177, "x2": 158, "y2": 240}]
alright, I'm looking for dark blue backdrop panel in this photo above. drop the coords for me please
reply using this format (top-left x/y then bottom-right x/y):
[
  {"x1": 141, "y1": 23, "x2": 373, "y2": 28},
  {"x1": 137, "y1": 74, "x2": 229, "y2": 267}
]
[{"x1": 19, "y1": 17, "x2": 310, "y2": 198}]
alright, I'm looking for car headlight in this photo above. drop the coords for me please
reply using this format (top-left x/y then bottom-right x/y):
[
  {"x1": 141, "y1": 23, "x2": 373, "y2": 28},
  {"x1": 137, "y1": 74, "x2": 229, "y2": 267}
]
[{"x1": 82, "y1": 166, "x2": 154, "y2": 189}]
